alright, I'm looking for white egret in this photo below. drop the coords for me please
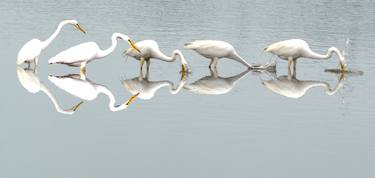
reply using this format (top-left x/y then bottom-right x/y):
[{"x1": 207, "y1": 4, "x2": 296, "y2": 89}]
[
  {"x1": 183, "y1": 68, "x2": 250, "y2": 95},
  {"x1": 263, "y1": 39, "x2": 347, "y2": 72},
  {"x1": 184, "y1": 40, "x2": 275, "y2": 70},
  {"x1": 48, "y1": 74, "x2": 139, "y2": 112},
  {"x1": 48, "y1": 32, "x2": 141, "y2": 75},
  {"x1": 121, "y1": 69, "x2": 187, "y2": 100},
  {"x1": 125, "y1": 40, "x2": 190, "y2": 79},
  {"x1": 261, "y1": 68, "x2": 344, "y2": 99},
  {"x1": 16, "y1": 66, "x2": 82, "y2": 115},
  {"x1": 17, "y1": 19, "x2": 86, "y2": 65}
]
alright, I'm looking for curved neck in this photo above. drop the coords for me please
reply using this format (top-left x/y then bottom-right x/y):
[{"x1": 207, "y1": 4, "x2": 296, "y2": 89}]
[
  {"x1": 96, "y1": 34, "x2": 118, "y2": 58},
  {"x1": 153, "y1": 50, "x2": 174, "y2": 62},
  {"x1": 329, "y1": 47, "x2": 347, "y2": 66},
  {"x1": 163, "y1": 79, "x2": 186, "y2": 95},
  {"x1": 153, "y1": 49, "x2": 188, "y2": 66},
  {"x1": 324, "y1": 76, "x2": 344, "y2": 95},
  {"x1": 39, "y1": 84, "x2": 75, "y2": 115},
  {"x1": 96, "y1": 85, "x2": 128, "y2": 112},
  {"x1": 226, "y1": 69, "x2": 250, "y2": 84},
  {"x1": 305, "y1": 47, "x2": 347, "y2": 65},
  {"x1": 172, "y1": 50, "x2": 188, "y2": 66},
  {"x1": 41, "y1": 21, "x2": 68, "y2": 49}
]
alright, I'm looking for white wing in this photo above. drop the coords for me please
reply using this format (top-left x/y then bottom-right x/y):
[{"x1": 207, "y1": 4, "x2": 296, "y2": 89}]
[
  {"x1": 48, "y1": 76, "x2": 98, "y2": 100},
  {"x1": 17, "y1": 39, "x2": 43, "y2": 64},
  {"x1": 185, "y1": 40, "x2": 233, "y2": 58},
  {"x1": 49, "y1": 42, "x2": 99, "y2": 64}
]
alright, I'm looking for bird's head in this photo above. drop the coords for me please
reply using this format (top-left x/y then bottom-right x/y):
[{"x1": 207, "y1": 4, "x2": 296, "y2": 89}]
[
  {"x1": 328, "y1": 47, "x2": 347, "y2": 72},
  {"x1": 113, "y1": 33, "x2": 142, "y2": 55},
  {"x1": 65, "y1": 19, "x2": 86, "y2": 34}
]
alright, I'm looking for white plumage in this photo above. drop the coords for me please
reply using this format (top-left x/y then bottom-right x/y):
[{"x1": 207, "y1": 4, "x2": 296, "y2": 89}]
[
  {"x1": 17, "y1": 20, "x2": 86, "y2": 65},
  {"x1": 48, "y1": 33, "x2": 141, "y2": 74},
  {"x1": 264, "y1": 39, "x2": 347, "y2": 71},
  {"x1": 184, "y1": 40, "x2": 275, "y2": 70},
  {"x1": 125, "y1": 40, "x2": 189, "y2": 77}
]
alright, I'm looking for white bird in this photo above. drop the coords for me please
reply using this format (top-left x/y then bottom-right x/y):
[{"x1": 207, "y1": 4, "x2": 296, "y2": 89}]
[
  {"x1": 48, "y1": 32, "x2": 141, "y2": 75},
  {"x1": 261, "y1": 68, "x2": 344, "y2": 99},
  {"x1": 263, "y1": 39, "x2": 347, "y2": 72},
  {"x1": 184, "y1": 40, "x2": 275, "y2": 70},
  {"x1": 183, "y1": 68, "x2": 250, "y2": 95},
  {"x1": 17, "y1": 19, "x2": 86, "y2": 65},
  {"x1": 48, "y1": 74, "x2": 139, "y2": 112},
  {"x1": 16, "y1": 66, "x2": 82, "y2": 115},
  {"x1": 121, "y1": 70, "x2": 187, "y2": 100},
  {"x1": 125, "y1": 40, "x2": 189, "y2": 79}
]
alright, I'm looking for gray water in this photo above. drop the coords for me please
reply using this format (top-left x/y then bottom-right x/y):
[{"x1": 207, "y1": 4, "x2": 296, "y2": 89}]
[{"x1": 1, "y1": 0, "x2": 374, "y2": 177}]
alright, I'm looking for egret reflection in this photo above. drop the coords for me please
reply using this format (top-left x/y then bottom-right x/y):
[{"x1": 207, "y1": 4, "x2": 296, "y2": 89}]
[
  {"x1": 184, "y1": 68, "x2": 250, "y2": 95},
  {"x1": 16, "y1": 66, "x2": 82, "y2": 115},
  {"x1": 121, "y1": 68, "x2": 187, "y2": 100},
  {"x1": 261, "y1": 67, "x2": 344, "y2": 99},
  {"x1": 48, "y1": 73, "x2": 139, "y2": 112}
]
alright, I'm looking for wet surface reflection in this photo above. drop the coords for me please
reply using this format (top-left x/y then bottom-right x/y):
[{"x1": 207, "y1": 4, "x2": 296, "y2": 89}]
[
  {"x1": 260, "y1": 68, "x2": 344, "y2": 99},
  {"x1": 16, "y1": 61, "x2": 362, "y2": 114},
  {"x1": 17, "y1": 66, "x2": 82, "y2": 114}
]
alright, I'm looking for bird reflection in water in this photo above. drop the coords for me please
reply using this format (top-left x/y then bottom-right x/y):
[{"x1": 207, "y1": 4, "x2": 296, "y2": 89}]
[
  {"x1": 183, "y1": 67, "x2": 250, "y2": 95},
  {"x1": 261, "y1": 66, "x2": 344, "y2": 99},
  {"x1": 121, "y1": 66, "x2": 187, "y2": 100},
  {"x1": 48, "y1": 73, "x2": 139, "y2": 112},
  {"x1": 16, "y1": 66, "x2": 83, "y2": 115}
]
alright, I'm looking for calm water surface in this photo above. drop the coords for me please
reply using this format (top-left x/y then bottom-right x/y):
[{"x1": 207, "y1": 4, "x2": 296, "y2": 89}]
[{"x1": 1, "y1": 0, "x2": 374, "y2": 177}]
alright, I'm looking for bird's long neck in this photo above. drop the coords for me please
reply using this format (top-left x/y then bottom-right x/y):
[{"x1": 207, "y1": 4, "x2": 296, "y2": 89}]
[
  {"x1": 162, "y1": 79, "x2": 186, "y2": 95},
  {"x1": 329, "y1": 47, "x2": 347, "y2": 66},
  {"x1": 229, "y1": 52, "x2": 252, "y2": 68},
  {"x1": 153, "y1": 49, "x2": 175, "y2": 62},
  {"x1": 304, "y1": 48, "x2": 332, "y2": 59},
  {"x1": 172, "y1": 50, "x2": 189, "y2": 66},
  {"x1": 152, "y1": 49, "x2": 189, "y2": 70},
  {"x1": 39, "y1": 84, "x2": 75, "y2": 115},
  {"x1": 41, "y1": 21, "x2": 67, "y2": 50},
  {"x1": 97, "y1": 85, "x2": 128, "y2": 112},
  {"x1": 305, "y1": 47, "x2": 347, "y2": 66},
  {"x1": 96, "y1": 35, "x2": 118, "y2": 58},
  {"x1": 226, "y1": 69, "x2": 250, "y2": 84},
  {"x1": 323, "y1": 76, "x2": 344, "y2": 95}
]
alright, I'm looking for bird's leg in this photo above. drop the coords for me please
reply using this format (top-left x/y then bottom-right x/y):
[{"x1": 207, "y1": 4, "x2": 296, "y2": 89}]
[
  {"x1": 209, "y1": 58, "x2": 214, "y2": 68},
  {"x1": 287, "y1": 57, "x2": 294, "y2": 80},
  {"x1": 139, "y1": 57, "x2": 145, "y2": 80},
  {"x1": 146, "y1": 60, "x2": 151, "y2": 80},
  {"x1": 34, "y1": 57, "x2": 39, "y2": 66},
  {"x1": 212, "y1": 57, "x2": 219, "y2": 68},
  {"x1": 80, "y1": 61, "x2": 87, "y2": 79},
  {"x1": 209, "y1": 67, "x2": 219, "y2": 78},
  {"x1": 288, "y1": 57, "x2": 293, "y2": 72},
  {"x1": 291, "y1": 59, "x2": 297, "y2": 76},
  {"x1": 33, "y1": 57, "x2": 39, "y2": 73}
]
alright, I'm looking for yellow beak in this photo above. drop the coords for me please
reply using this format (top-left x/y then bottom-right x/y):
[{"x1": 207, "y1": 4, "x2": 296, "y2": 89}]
[
  {"x1": 74, "y1": 24, "x2": 86, "y2": 34},
  {"x1": 180, "y1": 64, "x2": 186, "y2": 80},
  {"x1": 71, "y1": 101, "x2": 84, "y2": 111},
  {"x1": 340, "y1": 63, "x2": 345, "y2": 72},
  {"x1": 128, "y1": 39, "x2": 142, "y2": 54},
  {"x1": 126, "y1": 92, "x2": 140, "y2": 106}
]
